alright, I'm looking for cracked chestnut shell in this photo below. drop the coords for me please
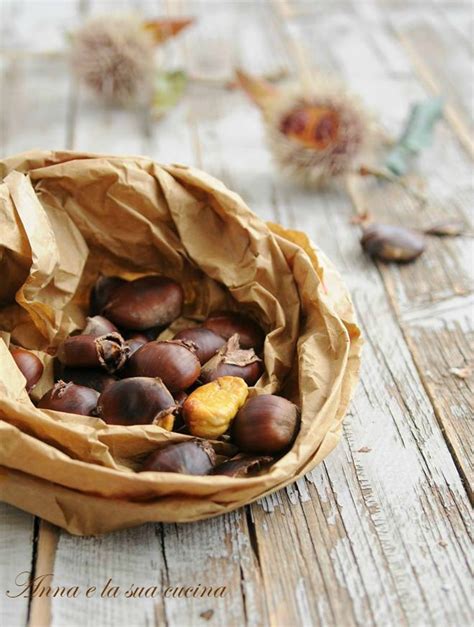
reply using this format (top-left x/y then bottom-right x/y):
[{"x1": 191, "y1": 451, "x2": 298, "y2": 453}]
[
  {"x1": 173, "y1": 327, "x2": 226, "y2": 364},
  {"x1": 97, "y1": 377, "x2": 176, "y2": 428},
  {"x1": 9, "y1": 346, "x2": 43, "y2": 392},
  {"x1": 38, "y1": 381, "x2": 99, "y2": 416},
  {"x1": 232, "y1": 394, "x2": 300, "y2": 455},
  {"x1": 128, "y1": 340, "x2": 200, "y2": 393},
  {"x1": 200, "y1": 334, "x2": 263, "y2": 386},
  {"x1": 203, "y1": 312, "x2": 265, "y2": 351},
  {"x1": 361, "y1": 224, "x2": 425, "y2": 263},
  {"x1": 56, "y1": 332, "x2": 129, "y2": 373},
  {"x1": 101, "y1": 275, "x2": 184, "y2": 330},
  {"x1": 90, "y1": 275, "x2": 126, "y2": 315},
  {"x1": 141, "y1": 439, "x2": 216, "y2": 475}
]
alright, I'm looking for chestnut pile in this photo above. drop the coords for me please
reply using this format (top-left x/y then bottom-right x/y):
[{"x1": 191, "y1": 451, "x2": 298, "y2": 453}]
[{"x1": 11, "y1": 274, "x2": 301, "y2": 477}]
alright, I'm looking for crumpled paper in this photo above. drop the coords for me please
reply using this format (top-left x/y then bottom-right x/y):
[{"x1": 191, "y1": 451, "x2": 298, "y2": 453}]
[{"x1": 0, "y1": 150, "x2": 361, "y2": 535}]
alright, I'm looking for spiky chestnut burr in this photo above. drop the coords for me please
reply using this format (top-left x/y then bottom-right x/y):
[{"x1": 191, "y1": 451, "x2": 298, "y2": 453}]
[
  {"x1": 236, "y1": 70, "x2": 375, "y2": 187},
  {"x1": 70, "y1": 15, "x2": 193, "y2": 105}
]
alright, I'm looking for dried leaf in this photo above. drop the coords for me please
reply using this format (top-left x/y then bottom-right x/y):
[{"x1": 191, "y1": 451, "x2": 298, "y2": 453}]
[
  {"x1": 424, "y1": 220, "x2": 465, "y2": 237},
  {"x1": 449, "y1": 366, "x2": 472, "y2": 379},
  {"x1": 143, "y1": 18, "x2": 194, "y2": 45},
  {"x1": 357, "y1": 446, "x2": 371, "y2": 453},
  {"x1": 386, "y1": 97, "x2": 443, "y2": 176},
  {"x1": 152, "y1": 70, "x2": 188, "y2": 118},
  {"x1": 200, "y1": 610, "x2": 214, "y2": 621},
  {"x1": 235, "y1": 69, "x2": 279, "y2": 109}
]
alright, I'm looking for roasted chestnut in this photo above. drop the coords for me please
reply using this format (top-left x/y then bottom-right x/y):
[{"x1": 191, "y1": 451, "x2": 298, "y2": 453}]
[
  {"x1": 173, "y1": 327, "x2": 226, "y2": 364},
  {"x1": 101, "y1": 275, "x2": 184, "y2": 330},
  {"x1": 232, "y1": 394, "x2": 300, "y2": 455},
  {"x1": 97, "y1": 377, "x2": 176, "y2": 429},
  {"x1": 203, "y1": 312, "x2": 265, "y2": 351},
  {"x1": 9, "y1": 345, "x2": 43, "y2": 392},
  {"x1": 56, "y1": 332, "x2": 129, "y2": 373},
  {"x1": 361, "y1": 223, "x2": 425, "y2": 263},
  {"x1": 38, "y1": 380, "x2": 99, "y2": 416},
  {"x1": 141, "y1": 439, "x2": 216, "y2": 475},
  {"x1": 55, "y1": 364, "x2": 116, "y2": 393},
  {"x1": 200, "y1": 334, "x2": 263, "y2": 386},
  {"x1": 183, "y1": 376, "x2": 249, "y2": 438},
  {"x1": 211, "y1": 455, "x2": 273, "y2": 477},
  {"x1": 82, "y1": 315, "x2": 118, "y2": 337},
  {"x1": 128, "y1": 340, "x2": 200, "y2": 393},
  {"x1": 90, "y1": 275, "x2": 126, "y2": 315}
]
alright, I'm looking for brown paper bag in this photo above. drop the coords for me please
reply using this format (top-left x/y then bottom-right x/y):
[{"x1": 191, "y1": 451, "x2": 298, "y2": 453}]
[{"x1": 0, "y1": 150, "x2": 361, "y2": 535}]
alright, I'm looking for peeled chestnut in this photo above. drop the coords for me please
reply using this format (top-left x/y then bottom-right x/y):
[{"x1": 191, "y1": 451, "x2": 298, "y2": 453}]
[
  {"x1": 38, "y1": 380, "x2": 99, "y2": 416},
  {"x1": 128, "y1": 340, "x2": 200, "y2": 393},
  {"x1": 90, "y1": 275, "x2": 126, "y2": 315},
  {"x1": 200, "y1": 334, "x2": 263, "y2": 386},
  {"x1": 9, "y1": 346, "x2": 43, "y2": 392},
  {"x1": 203, "y1": 312, "x2": 265, "y2": 351},
  {"x1": 101, "y1": 275, "x2": 184, "y2": 330},
  {"x1": 211, "y1": 455, "x2": 273, "y2": 477},
  {"x1": 82, "y1": 315, "x2": 118, "y2": 337},
  {"x1": 173, "y1": 327, "x2": 226, "y2": 364},
  {"x1": 232, "y1": 395, "x2": 300, "y2": 455},
  {"x1": 97, "y1": 377, "x2": 176, "y2": 429},
  {"x1": 361, "y1": 224, "x2": 425, "y2": 263},
  {"x1": 55, "y1": 364, "x2": 116, "y2": 393},
  {"x1": 141, "y1": 439, "x2": 216, "y2": 475},
  {"x1": 56, "y1": 332, "x2": 129, "y2": 373}
]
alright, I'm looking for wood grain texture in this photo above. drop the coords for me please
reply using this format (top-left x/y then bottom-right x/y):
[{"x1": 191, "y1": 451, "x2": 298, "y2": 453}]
[
  {"x1": 182, "y1": 5, "x2": 473, "y2": 625},
  {"x1": 0, "y1": 505, "x2": 36, "y2": 627},
  {"x1": 0, "y1": 2, "x2": 473, "y2": 627}
]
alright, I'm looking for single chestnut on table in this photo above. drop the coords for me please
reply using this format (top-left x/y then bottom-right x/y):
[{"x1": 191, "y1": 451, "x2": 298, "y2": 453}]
[
  {"x1": 128, "y1": 340, "x2": 200, "y2": 393},
  {"x1": 173, "y1": 327, "x2": 226, "y2": 364},
  {"x1": 141, "y1": 439, "x2": 216, "y2": 475},
  {"x1": 360, "y1": 223, "x2": 425, "y2": 263},
  {"x1": 203, "y1": 311, "x2": 265, "y2": 351},
  {"x1": 38, "y1": 380, "x2": 99, "y2": 416},
  {"x1": 97, "y1": 377, "x2": 176, "y2": 429},
  {"x1": 100, "y1": 275, "x2": 184, "y2": 330},
  {"x1": 9, "y1": 345, "x2": 43, "y2": 392},
  {"x1": 232, "y1": 394, "x2": 300, "y2": 455},
  {"x1": 200, "y1": 334, "x2": 263, "y2": 386},
  {"x1": 56, "y1": 332, "x2": 129, "y2": 374}
]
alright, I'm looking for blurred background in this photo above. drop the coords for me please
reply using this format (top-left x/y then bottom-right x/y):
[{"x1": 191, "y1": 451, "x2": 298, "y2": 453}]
[{"x1": 0, "y1": 0, "x2": 472, "y2": 283}]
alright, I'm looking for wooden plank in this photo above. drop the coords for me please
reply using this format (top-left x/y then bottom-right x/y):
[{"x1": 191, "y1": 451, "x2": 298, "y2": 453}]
[
  {"x1": 281, "y1": 4, "x2": 474, "y2": 506},
  {"x1": 0, "y1": 505, "x2": 36, "y2": 627},
  {"x1": 181, "y1": 4, "x2": 474, "y2": 625},
  {"x1": 285, "y1": 6, "x2": 474, "y2": 314},
  {"x1": 0, "y1": 5, "x2": 71, "y2": 625},
  {"x1": 49, "y1": 513, "x2": 266, "y2": 627},
  {"x1": 388, "y1": 8, "x2": 474, "y2": 155},
  {"x1": 400, "y1": 294, "x2": 474, "y2": 500}
]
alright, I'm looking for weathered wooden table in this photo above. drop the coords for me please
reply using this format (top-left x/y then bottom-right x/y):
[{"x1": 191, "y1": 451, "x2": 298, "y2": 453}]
[{"x1": 1, "y1": 1, "x2": 472, "y2": 626}]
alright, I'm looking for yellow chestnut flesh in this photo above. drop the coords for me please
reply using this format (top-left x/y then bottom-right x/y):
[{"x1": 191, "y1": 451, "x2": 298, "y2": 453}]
[{"x1": 183, "y1": 376, "x2": 248, "y2": 439}]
